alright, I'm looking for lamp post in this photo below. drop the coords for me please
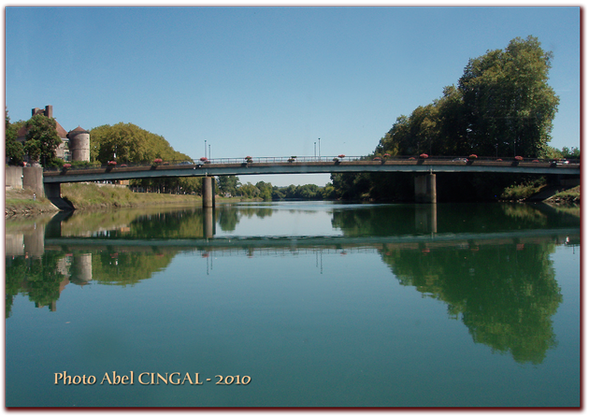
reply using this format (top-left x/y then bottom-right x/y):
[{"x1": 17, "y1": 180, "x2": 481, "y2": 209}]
[
  {"x1": 204, "y1": 140, "x2": 207, "y2": 159},
  {"x1": 314, "y1": 142, "x2": 317, "y2": 159},
  {"x1": 318, "y1": 138, "x2": 321, "y2": 159}
]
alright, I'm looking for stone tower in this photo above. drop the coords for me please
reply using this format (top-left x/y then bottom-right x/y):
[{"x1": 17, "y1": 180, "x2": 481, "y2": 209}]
[{"x1": 67, "y1": 126, "x2": 91, "y2": 162}]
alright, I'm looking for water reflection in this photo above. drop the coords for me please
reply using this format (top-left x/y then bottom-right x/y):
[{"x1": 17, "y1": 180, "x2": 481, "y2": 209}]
[{"x1": 5, "y1": 202, "x2": 580, "y2": 368}]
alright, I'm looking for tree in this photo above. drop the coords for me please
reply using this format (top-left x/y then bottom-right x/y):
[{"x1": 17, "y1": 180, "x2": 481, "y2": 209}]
[
  {"x1": 217, "y1": 175, "x2": 240, "y2": 196},
  {"x1": 5, "y1": 109, "x2": 24, "y2": 165},
  {"x1": 255, "y1": 181, "x2": 273, "y2": 201},
  {"x1": 90, "y1": 122, "x2": 191, "y2": 164},
  {"x1": 377, "y1": 36, "x2": 559, "y2": 160},
  {"x1": 459, "y1": 36, "x2": 559, "y2": 157},
  {"x1": 23, "y1": 115, "x2": 62, "y2": 167}
]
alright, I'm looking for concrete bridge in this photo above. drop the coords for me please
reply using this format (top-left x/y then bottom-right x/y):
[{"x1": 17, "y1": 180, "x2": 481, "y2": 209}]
[{"x1": 42, "y1": 155, "x2": 580, "y2": 206}]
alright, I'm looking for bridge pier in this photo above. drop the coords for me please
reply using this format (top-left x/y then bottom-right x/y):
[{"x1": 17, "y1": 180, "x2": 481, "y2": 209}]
[
  {"x1": 44, "y1": 183, "x2": 75, "y2": 210},
  {"x1": 414, "y1": 173, "x2": 437, "y2": 204},
  {"x1": 202, "y1": 176, "x2": 215, "y2": 208}
]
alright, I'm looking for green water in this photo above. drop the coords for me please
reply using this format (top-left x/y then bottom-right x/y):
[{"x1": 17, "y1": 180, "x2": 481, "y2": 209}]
[{"x1": 5, "y1": 201, "x2": 580, "y2": 407}]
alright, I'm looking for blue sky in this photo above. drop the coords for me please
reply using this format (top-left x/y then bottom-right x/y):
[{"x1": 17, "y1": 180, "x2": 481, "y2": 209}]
[{"x1": 5, "y1": 6, "x2": 580, "y2": 186}]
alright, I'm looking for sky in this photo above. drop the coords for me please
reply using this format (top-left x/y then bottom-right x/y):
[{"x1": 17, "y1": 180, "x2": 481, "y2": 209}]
[{"x1": 5, "y1": 5, "x2": 581, "y2": 187}]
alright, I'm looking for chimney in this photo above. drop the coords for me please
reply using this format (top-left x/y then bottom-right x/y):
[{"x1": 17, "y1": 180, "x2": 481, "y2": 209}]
[{"x1": 45, "y1": 105, "x2": 53, "y2": 118}]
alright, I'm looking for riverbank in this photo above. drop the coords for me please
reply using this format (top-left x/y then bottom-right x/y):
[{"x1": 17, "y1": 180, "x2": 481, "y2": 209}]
[
  {"x1": 6, "y1": 182, "x2": 580, "y2": 218},
  {"x1": 5, "y1": 183, "x2": 262, "y2": 217}
]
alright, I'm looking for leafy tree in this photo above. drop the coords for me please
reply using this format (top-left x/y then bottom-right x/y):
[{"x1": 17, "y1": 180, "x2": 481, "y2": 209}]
[
  {"x1": 255, "y1": 181, "x2": 273, "y2": 201},
  {"x1": 560, "y1": 146, "x2": 580, "y2": 158},
  {"x1": 90, "y1": 122, "x2": 191, "y2": 164},
  {"x1": 459, "y1": 36, "x2": 559, "y2": 157},
  {"x1": 5, "y1": 109, "x2": 24, "y2": 165},
  {"x1": 217, "y1": 175, "x2": 240, "y2": 196},
  {"x1": 236, "y1": 182, "x2": 260, "y2": 198},
  {"x1": 23, "y1": 115, "x2": 62, "y2": 167},
  {"x1": 377, "y1": 36, "x2": 559, "y2": 159}
]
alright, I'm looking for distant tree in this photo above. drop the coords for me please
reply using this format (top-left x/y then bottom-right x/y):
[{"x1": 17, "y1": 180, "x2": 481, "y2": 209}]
[
  {"x1": 217, "y1": 175, "x2": 240, "y2": 196},
  {"x1": 255, "y1": 181, "x2": 273, "y2": 201},
  {"x1": 560, "y1": 146, "x2": 580, "y2": 158},
  {"x1": 236, "y1": 182, "x2": 260, "y2": 198},
  {"x1": 23, "y1": 115, "x2": 62, "y2": 167}
]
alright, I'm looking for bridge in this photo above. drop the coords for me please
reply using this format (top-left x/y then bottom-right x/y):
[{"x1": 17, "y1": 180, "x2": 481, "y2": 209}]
[{"x1": 43, "y1": 155, "x2": 580, "y2": 206}]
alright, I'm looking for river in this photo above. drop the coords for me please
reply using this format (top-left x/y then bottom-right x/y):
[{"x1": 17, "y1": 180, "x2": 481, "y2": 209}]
[{"x1": 4, "y1": 201, "x2": 581, "y2": 408}]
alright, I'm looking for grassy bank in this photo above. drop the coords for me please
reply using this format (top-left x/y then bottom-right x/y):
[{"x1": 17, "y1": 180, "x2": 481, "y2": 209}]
[
  {"x1": 60, "y1": 183, "x2": 202, "y2": 210},
  {"x1": 5, "y1": 188, "x2": 58, "y2": 217},
  {"x1": 6, "y1": 183, "x2": 263, "y2": 217},
  {"x1": 545, "y1": 185, "x2": 581, "y2": 205}
]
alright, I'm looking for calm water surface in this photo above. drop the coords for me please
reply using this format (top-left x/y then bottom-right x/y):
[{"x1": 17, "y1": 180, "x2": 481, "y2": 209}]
[{"x1": 5, "y1": 201, "x2": 580, "y2": 407}]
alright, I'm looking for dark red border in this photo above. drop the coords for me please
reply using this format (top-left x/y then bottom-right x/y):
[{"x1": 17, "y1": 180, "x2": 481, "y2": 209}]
[{"x1": 0, "y1": 3, "x2": 587, "y2": 415}]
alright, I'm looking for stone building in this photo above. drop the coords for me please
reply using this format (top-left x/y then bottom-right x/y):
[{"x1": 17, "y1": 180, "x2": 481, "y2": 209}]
[{"x1": 17, "y1": 105, "x2": 90, "y2": 162}]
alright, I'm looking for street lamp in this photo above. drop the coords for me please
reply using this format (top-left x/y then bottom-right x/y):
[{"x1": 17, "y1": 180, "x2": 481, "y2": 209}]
[
  {"x1": 318, "y1": 138, "x2": 321, "y2": 159},
  {"x1": 204, "y1": 140, "x2": 207, "y2": 159}
]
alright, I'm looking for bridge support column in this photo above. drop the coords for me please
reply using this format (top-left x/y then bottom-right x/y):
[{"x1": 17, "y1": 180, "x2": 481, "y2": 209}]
[
  {"x1": 415, "y1": 173, "x2": 437, "y2": 204},
  {"x1": 44, "y1": 183, "x2": 75, "y2": 210},
  {"x1": 202, "y1": 176, "x2": 215, "y2": 209}
]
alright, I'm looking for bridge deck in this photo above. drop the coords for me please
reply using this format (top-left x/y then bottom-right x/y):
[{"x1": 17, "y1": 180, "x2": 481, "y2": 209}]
[{"x1": 44, "y1": 158, "x2": 580, "y2": 183}]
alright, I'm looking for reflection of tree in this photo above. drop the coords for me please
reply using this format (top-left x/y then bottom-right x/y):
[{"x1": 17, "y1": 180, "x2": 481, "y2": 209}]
[
  {"x1": 5, "y1": 249, "x2": 180, "y2": 317},
  {"x1": 380, "y1": 242, "x2": 562, "y2": 364},
  {"x1": 217, "y1": 206, "x2": 239, "y2": 231},
  {"x1": 333, "y1": 203, "x2": 580, "y2": 237},
  {"x1": 239, "y1": 206, "x2": 274, "y2": 219},
  {"x1": 5, "y1": 253, "x2": 68, "y2": 317},
  {"x1": 126, "y1": 210, "x2": 204, "y2": 239},
  {"x1": 90, "y1": 250, "x2": 178, "y2": 286}
]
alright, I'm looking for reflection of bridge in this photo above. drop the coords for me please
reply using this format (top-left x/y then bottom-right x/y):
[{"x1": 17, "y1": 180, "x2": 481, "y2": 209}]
[
  {"x1": 44, "y1": 228, "x2": 580, "y2": 256},
  {"x1": 43, "y1": 156, "x2": 580, "y2": 205}
]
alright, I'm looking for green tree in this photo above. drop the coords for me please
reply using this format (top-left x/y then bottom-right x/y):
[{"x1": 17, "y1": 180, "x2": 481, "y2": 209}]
[
  {"x1": 459, "y1": 36, "x2": 559, "y2": 157},
  {"x1": 5, "y1": 109, "x2": 24, "y2": 165},
  {"x1": 377, "y1": 36, "x2": 559, "y2": 160},
  {"x1": 255, "y1": 181, "x2": 273, "y2": 201},
  {"x1": 236, "y1": 182, "x2": 260, "y2": 198},
  {"x1": 23, "y1": 115, "x2": 62, "y2": 167},
  {"x1": 90, "y1": 122, "x2": 191, "y2": 164},
  {"x1": 217, "y1": 175, "x2": 240, "y2": 196}
]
